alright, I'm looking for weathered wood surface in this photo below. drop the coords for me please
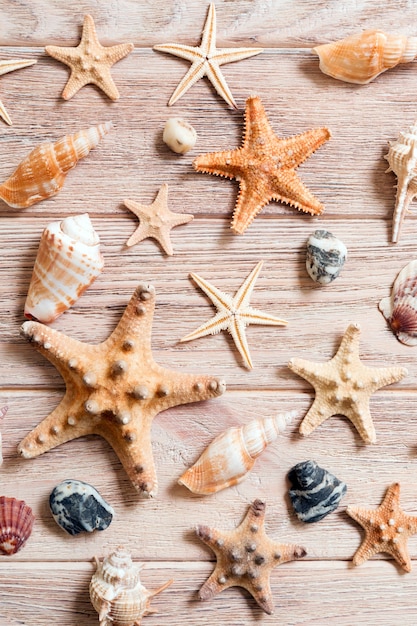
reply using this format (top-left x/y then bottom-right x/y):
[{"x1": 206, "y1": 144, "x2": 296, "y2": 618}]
[{"x1": 2, "y1": 1, "x2": 417, "y2": 625}]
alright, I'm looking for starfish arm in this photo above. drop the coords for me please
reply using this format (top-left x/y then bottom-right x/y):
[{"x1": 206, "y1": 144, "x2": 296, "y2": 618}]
[
  {"x1": 346, "y1": 406, "x2": 376, "y2": 444},
  {"x1": 234, "y1": 261, "x2": 263, "y2": 308},
  {"x1": 45, "y1": 45, "x2": 83, "y2": 64},
  {"x1": 150, "y1": 227, "x2": 174, "y2": 256},
  {"x1": 364, "y1": 364, "x2": 408, "y2": 392},
  {"x1": 60, "y1": 70, "x2": 92, "y2": 100},
  {"x1": 231, "y1": 174, "x2": 273, "y2": 233},
  {"x1": 0, "y1": 99, "x2": 12, "y2": 125},
  {"x1": 229, "y1": 316, "x2": 253, "y2": 369},
  {"x1": 241, "y1": 307, "x2": 288, "y2": 326},
  {"x1": 189, "y1": 272, "x2": 235, "y2": 312},
  {"x1": 298, "y1": 399, "x2": 334, "y2": 436},
  {"x1": 102, "y1": 42, "x2": 134, "y2": 64},
  {"x1": 200, "y1": 3, "x2": 217, "y2": 56},
  {"x1": 288, "y1": 357, "x2": 332, "y2": 388},
  {"x1": 166, "y1": 60, "x2": 207, "y2": 106},
  {"x1": 350, "y1": 537, "x2": 381, "y2": 567},
  {"x1": 180, "y1": 311, "x2": 231, "y2": 342},
  {"x1": 153, "y1": 43, "x2": 204, "y2": 64},
  {"x1": 88, "y1": 69, "x2": 121, "y2": 101},
  {"x1": 125, "y1": 221, "x2": 152, "y2": 248},
  {"x1": 193, "y1": 148, "x2": 243, "y2": 180},
  {"x1": 271, "y1": 170, "x2": 325, "y2": 216},
  {"x1": 0, "y1": 58, "x2": 37, "y2": 77},
  {"x1": 380, "y1": 482, "x2": 401, "y2": 510},
  {"x1": 212, "y1": 47, "x2": 264, "y2": 65},
  {"x1": 206, "y1": 61, "x2": 237, "y2": 108},
  {"x1": 276, "y1": 127, "x2": 331, "y2": 168}
]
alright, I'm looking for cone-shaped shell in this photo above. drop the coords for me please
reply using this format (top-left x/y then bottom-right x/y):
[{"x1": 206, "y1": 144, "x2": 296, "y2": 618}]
[
  {"x1": 179, "y1": 411, "x2": 296, "y2": 495},
  {"x1": 313, "y1": 30, "x2": 417, "y2": 84},
  {"x1": 379, "y1": 259, "x2": 417, "y2": 345},
  {"x1": 0, "y1": 496, "x2": 34, "y2": 555},
  {"x1": 24, "y1": 213, "x2": 104, "y2": 324},
  {"x1": 0, "y1": 122, "x2": 112, "y2": 208}
]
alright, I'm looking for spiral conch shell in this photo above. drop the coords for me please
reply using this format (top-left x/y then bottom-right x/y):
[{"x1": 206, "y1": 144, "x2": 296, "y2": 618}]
[
  {"x1": 179, "y1": 410, "x2": 296, "y2": 495},
  {"x1": 89, "y1": 546, "x2": 173, "y2": 626},
  {"x1": 313, "y1": 30, "x2": 417, "y2": 84},
  {"x1": 24, "y1": 213, "x2": 104, "y2": 324},
  {"x1": 0, "y1": 122, "x2": 112, "y2": 208}
]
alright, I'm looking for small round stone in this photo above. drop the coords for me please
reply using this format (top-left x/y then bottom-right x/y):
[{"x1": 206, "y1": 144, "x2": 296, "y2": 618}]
[
  {"x1": 163, "y1": 117, "x2": 197, "y2": 154},
  {"x1": 306, "y1": 230, "x2": 347, "y2": 285}
]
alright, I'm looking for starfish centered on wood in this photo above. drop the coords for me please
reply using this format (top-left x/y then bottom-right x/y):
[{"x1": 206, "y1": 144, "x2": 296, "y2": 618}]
[
  {"x1": 18, "y1": 284, "x2": 226, "y2": 498},
  {"x1": 0, "y1": 59, "x2": 37, "y2": 125},
  {"x1": 196, "y1": 499, "x2": 307, "y2": 614},
  {"x1": 153, "y1": 3, "x2": 263, "y2": 109},
  {"x1": 288, "y1": 323, "x2": 408, "y2": 443},
  {"x1": 45, "y1": 14, "x2": 134, "y2": 100}
]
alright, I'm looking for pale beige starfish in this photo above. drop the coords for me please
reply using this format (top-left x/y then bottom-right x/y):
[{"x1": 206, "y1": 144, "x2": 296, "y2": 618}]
[
  {"x1": 45, "y1": 14, "x2": 134, "y2": 100},
  {"x1": 153, "y1": 3, "x2": 263, "y2": 109},
  {"x1": 180, "y1": 261, "x2": 287, "y2": 369},
  {"x1": 123, "y1": 184, "x2": 193, "y2": 255},
  {"x1": 288, "y1": 323, "x2": 408, "y2": 443},
  {"x1": 0, "y1": 59, "x2": 37, "y2": 125}
]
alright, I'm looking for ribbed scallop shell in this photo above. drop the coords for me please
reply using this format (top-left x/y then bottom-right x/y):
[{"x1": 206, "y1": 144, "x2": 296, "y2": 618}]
[
  {"x1": 379, "y1": 259, "x2": 417, "y2": 345},
  {"x1": 0, "y1": 496, "x2": 34, "y2": 555},
  {"x1": 24, "y1": 213, "x2": 104, "y2": 324},
  {"x1": 178, "y1": 410, "x2": 296, "y2": 495},
  {"x1": 90, "y1": 546, "x2": 172, "y2": 626},
  {"x1": 0, "y1": 122, "x2": 112, "y2": 208},
  {"x1": 313, "y1": 30, "x2": 417, "y2": 84}
]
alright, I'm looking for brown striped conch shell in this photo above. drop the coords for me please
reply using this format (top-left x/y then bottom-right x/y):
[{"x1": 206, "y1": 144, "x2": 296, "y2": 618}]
[
  {"x1": 90, "y1": 546, "x2": 173, "y2": 625},
  {"x1": 0, "y1": 496, "x2": 34, "y2": 555},
  {"x1": 385, "y1": 122, "x2": 417, "y2": 242},
  {"x1": 379, "y1": 259, "x2": 417, "y2": 345},
  {"x1": 0, "y1": 122, "x2": 112, "y2": 208},
  {"x1": 313, "y1": 30, "x2": 417, "y2": 84},
  {"x1": 0, "y1": 406, "x2": 7, "y2": 465},
  {"x1": 24, "y1": 213, "x2": 104, "y2": 324},
  {"x1": 178, "y1": 410, "x2": 296, "y2": 495}
]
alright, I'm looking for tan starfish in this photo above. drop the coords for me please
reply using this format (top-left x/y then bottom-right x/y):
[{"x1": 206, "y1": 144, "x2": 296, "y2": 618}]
[
  {"x1": 288, "y1": 323, "x2": 407, "y2": 443},
  {"x1": 196, "y1": 499, "x2": 306, "y2": 614},
  {"x1": 45, "y1": 14, "x2": 134, "y2": 100},
  {"x1": 347, "y1": 483, "x2": 417, "y2": 572},
  {"x1": 153, "y1": 3, "x2": 263, "y2": 109},
  {"x1": 194, "y1": 95, "x2": 331, "y2": 234},
  {"x1": 0, "y1": 59, "x2": 37, "y2": 125},
  {"x1": 180, "y1": 260, "x2": 287, "y2": 369},
  {"x1": 18, "y1": 284, "x2": 226, "y2": 498},
  {"x1": 123, "y1": 184, "x2": 193, "y2": 255}
]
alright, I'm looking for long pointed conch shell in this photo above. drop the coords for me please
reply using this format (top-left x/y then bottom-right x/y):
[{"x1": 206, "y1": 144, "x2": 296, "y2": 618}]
[
  {"x1": 178, "y1": 410, "x2": 296, "y2": 495},
  {"x1": 313, "y1": 30, "x2": 417, "y2": 84},
  {"x1": 0, "y1": 122, "x2": 112, "y2": 208},
  {"x1": 0, "y1": 406, "x2": 7, "y2": 466},
  {"x1": 24, "y1": 213, "x2": 104, "y2": 324}
]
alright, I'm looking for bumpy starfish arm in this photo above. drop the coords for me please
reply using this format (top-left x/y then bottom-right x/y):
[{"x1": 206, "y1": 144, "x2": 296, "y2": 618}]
[
  {"x1": 363, "y1": 364, "x2": 408, "y2": 392},
  {"x1": 89, "y1": 68, "x2": 120, "y2": 101},
  {"x1": 288, "y1": 357, "x2": 332, "y2": 387},
  {"x1": 103, "y1": 42, "x2": 135, "y2": 65},
  {"x1": 346, "y1": 406, "x2": 376, "y2": 444},
  {"x1": 297, "y1": 398, "x2": 334, "y2": 436},
  {"x1": 271, "y1": 170, "x2": 325, "y2": 215},
  {"x1": 180, "y1": 311, "x2": 231, "y2": 342},
  {"x1": 60, "y1": 69, "x2": 92, "y2": 100},
  {"x1": 193, "y1": 149, "x2": 243, "y2": 179},
  {"x1": 276, "y1": 128, "x2": 331, "y2": 168}
]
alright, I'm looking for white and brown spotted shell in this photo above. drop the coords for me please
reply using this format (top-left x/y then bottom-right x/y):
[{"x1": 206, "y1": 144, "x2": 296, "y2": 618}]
[{"x1": 379, "y1": 259, "x2": 417, "y2": 345}]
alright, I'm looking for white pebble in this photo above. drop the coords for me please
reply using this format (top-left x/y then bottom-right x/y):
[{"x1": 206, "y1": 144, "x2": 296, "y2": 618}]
[{"x1": 163, "y1": 118, "x2": 197, "y2": 154}]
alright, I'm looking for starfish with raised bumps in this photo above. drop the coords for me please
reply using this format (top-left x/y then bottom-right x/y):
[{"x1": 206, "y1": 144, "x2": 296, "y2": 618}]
[
  {"x1": 153, "y1": 3, "x2": 263, "y2": 109},
  {"x1": 288, "y1": 323, "x2": 408, "y2": 443},
  {"x1": 180, "y1": 261, "x2": 287, "y2": 369},
  {"x1": 196, "y1": 499, "x2": 306, "y2": 614},
  {"x1": 347, "y1": 483, "x2": 417, "y2": 572},
  {"x1": 45, "y1": 14, "x2": 134, "y2": 100},
  {"x1": 123, "y1": 184, "x2": 193, "y2": 255},
  {"x1": 18, "y1": 284, "x2": 226, "y2": 498},
  {"x1": 194, "y1": 95, "x2": 331, "y2": 234},
  {"x1": 0, "y1": 59, "x2": 37, "y2": 125}
]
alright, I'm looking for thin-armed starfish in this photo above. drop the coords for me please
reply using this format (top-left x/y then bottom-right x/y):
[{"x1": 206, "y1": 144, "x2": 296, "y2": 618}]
[
  {"x1": 18, "y1": 284, "x2": 226, "y2": 498},
  {"x1": 45, "y1": 14, "x2": 134, "y2": 100},
  {"x1": 153, "y1": 3, "x2": 263, "y2": 109},
  {"x1": 180, "y1": 261, "x2": 287, "y2": 369},
  {"x1": 0, "y1": 59, "x2": 37, "y2": 125}
]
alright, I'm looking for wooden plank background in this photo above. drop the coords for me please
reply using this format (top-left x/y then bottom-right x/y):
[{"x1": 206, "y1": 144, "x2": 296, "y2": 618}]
[{"x1": 1, "y1": 1, "x2": 417, "y2": 624}]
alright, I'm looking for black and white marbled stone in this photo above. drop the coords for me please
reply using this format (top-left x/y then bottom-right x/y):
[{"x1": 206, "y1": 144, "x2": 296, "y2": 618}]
[
  {"x1": 49, "y1": 479, "x2": 114, "y2": 535},
  {"x1": 306, "y1": 230, "x2": 347, "y2": 284},
  {"x1": 288, "y1": 460, "x2": 347, "y2": 523}
]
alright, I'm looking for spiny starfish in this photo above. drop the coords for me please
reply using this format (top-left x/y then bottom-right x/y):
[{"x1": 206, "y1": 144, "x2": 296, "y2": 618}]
[
  {"x1": 153, "y1": 3, "x2": 263, "y2": 109},
  {"x1": 18, "y1": 284, "x2": 226, "y2": 498},
  {"x1": 196, "y1": 499, "x2": 306, "y2": 614},
  {"x1": 180, "y1": 260, "x2": 287, "y2": 369},
  {"x1": 0, "y1": 59, "x2": 37, "y2": 125},
  {"x1": 347, "y1": 483, "x2": 417, "y2": 572},
  {"x1": 194, "y1": 95, "x2": 331, "y2": 234},
  {"x1": 288, "y1": 323, "x2": 407, "y2": 443},
  {"x1": 45, "y1": 14, "x2": 134, "y2": 100},
  {"x1": 123, "y1": 184, "x2": 193, "y2": 255}
]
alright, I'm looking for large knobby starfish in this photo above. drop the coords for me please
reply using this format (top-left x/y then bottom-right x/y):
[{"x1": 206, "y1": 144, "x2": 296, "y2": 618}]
[
  {"x1": 180, "y1": 260, "x2": 287, "y2": 369},
  {"x1": 18, "y1": 284, "x2": 226, "y2": 498},
  {"x1": 153, "y1": 3, "x2": 263, "y2": 109},
  {"x1": 0, "y1": 59, "x2": 37, "y2": 125},
  {"x1": 288, "y1": 323, "x2": 407, "y2": 443},
  {"x1": 194, "y1": 95, "x2": 331, "y2": 234},
  {"x1": 347, "y1": 483, "x2": 417, "y2": 572},
  {"x1": 45, "y1": 14, "x2": 134, "y2": 100},
  {"x1": 196, "y1": 499, "x2": 306, "y2": 614},
  {"x1": 123, "y1": 184, "x2": 194, "y2": 255}
]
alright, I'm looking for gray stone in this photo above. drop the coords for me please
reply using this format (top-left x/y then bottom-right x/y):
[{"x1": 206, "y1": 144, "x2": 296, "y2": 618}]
[{"x1": 306, "y1": 230, "x2": 347, "y2": 284}]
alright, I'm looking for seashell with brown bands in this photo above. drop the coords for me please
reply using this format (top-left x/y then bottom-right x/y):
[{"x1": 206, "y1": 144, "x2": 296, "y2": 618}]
[
  {"x1": 24, "y1": 213, "x2": 104, "y2": 324},
  {"x1": 0, "y1": 496, "x2": 34, "y2": 555},
  {"x1": 178, "y1": 410, "x2": 296, "y2": 495},
  {"x1": 313, "y1": 30, "x2": 417, "y2": 84},
  {"x1": 379, "y1": 259, "x2": 417, "y2": 345},
  {"x1": 0, "y1": 122, "x2": 112, "y2": 209}
]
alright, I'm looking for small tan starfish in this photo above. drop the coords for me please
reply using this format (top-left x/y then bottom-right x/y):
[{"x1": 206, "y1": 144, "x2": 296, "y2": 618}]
[
  {"x1": 180, "y1": 260, "x2": 287, "y2": 369},
  {"x1": 196, "y1": 499, "x2": 306, "y2": 614},
  {"x1": 123, "y1": 184, "x2": 194, "y2": 255},
  {"x1": 153, "y1": 3, "x2": 263, "y2": 109},
  {"x1": 347, "y1": 483, "x2": 417, "y2": 572},
  {"x1": 288, "y1": 323, "x2": 407, "y2": 443},
  {"x1": 45, "y1": 14, "x2": 134, "y2": 100},
  {"x1": 194, "y1": 95, "x2": 331, "y2": 234},
  {"x1": 0, "y1": 59, "x2": 37, "y2": 125},
  {"x1": 18, "y1": 284, "x2": 226, "y2": 498}
]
